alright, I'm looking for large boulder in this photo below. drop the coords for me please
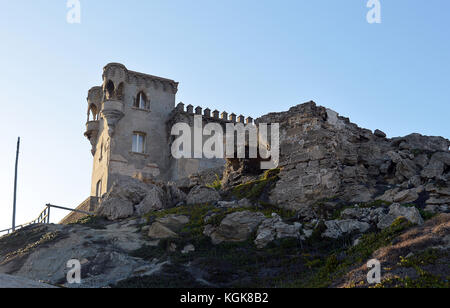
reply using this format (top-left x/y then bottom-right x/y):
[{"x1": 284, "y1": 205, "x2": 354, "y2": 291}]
[
  {"x1": 134, "y1": 184, "x2": 166, "y2": 215},
  {"x1": 377, "y1": 203, "x2": 424, "y2": 230},
  {"x1": 395, "y1": 159, "x2": 418, "y2": 181},
  {"x1": 390, "y1": 133, "x2": 450, "y2": 152},
  {"x1": 421, "y1": 152, "x2": 450, "y2": 179},
  {"x1": 322, "y1": 220, "x2": 371, "y2": 239},
  {"x1": 107, "y1": 175, "x2": 151, "y2": 205},
  {"x1": 376, "y1": 188, "x2": 400, "y2": 203},
  {"x1": 165, "y1": 182, "x2": 187, "y2": 207},
  {"x1": 96, "y1": 197, "x2": 134, "y2": 221},
  {"x1": 340, "y1": 207, "x2": 386, "y2": 224},
  {"x1": 393, "y1": 188, "x2": 421, "y2": 203},
  {"x1": 186, "y1": 186, "x2": 220, "y2": 205},
  {"x1": 147, "y1": 215, "x2": 190, "y2": 239},
  {"x1": 204, "y1": 211, "x2": 265, "y2": 244},
  {"x1": 97, "y1": 175, "x2": 161, "y2": 220},
  {"x1": 155, "y1": 215, "x2": 190, "y2": 232},
  {"x1": 254, "y1": 214, "x2": 301, "y2": 248},
  {"x1": 147, "y1": 223, "x2": 178, "y2": 239},
  {"x1": 377, "y1": 187, "x2": 421, "y2": 204}
]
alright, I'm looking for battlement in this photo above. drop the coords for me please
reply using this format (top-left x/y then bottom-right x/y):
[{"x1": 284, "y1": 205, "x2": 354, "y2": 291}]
[
  {"x1": 174, "y1": 102, "x2": 253, "y2": 124},
  {"x1": 102, "y1": 63, "x2": 179, "y2": 94}
]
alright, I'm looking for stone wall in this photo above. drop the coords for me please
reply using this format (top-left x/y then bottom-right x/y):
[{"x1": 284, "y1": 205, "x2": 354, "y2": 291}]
[
  {"x1": 254, "y1": 101, "x2": 449, "y2": 218},
  {"x1": 166, "y1": 103, "x2": 253, "y2": 180}
]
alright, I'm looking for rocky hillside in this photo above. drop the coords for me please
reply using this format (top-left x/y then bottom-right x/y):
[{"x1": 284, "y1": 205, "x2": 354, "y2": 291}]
[{"x1": 0, "y1": 101, "x2": 448, "y2": 288}]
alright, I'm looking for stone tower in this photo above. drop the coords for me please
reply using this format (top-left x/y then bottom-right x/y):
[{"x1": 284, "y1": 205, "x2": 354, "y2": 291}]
[{"x1": 84, "y1": 63, "x2": 179, "y2": 197}]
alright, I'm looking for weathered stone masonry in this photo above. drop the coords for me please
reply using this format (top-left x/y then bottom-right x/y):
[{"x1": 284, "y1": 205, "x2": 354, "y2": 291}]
[{"x1": 84, "y1": 63, "x2": 252, "y2": 197}]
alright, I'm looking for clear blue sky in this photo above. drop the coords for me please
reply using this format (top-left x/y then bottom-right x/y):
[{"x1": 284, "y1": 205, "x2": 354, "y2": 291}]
[{"x1": 0, "y1": 0, "x2": 449, "y2": 229}]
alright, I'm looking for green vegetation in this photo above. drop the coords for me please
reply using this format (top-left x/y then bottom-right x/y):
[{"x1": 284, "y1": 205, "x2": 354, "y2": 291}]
[
  {"x1": 374, "y1": 249, "x2": 450, "y2": 288},
  {"x1": 72, "y1": 215, "x2": 107, "y2": 229},
  {"x1": 418, "y1": 209, "x2": 436, "y2": 221},
  {"x1": 144, "y1": 203, "x2": 220, "y2": 238},
  {"x1": 232, "y1": 168, "x2": 280, "y2": 201},
  {"x1": 128, "y1": 235, "x2": 307, "y2": 288},
  {"x1": 291, "y1": 217, "x2": 413, "y2": 288},
  {"x1": 1, "y1": 231, "x2": 60, "y2": 265},
  {"x1": 398, "y1": 249, "x2": 443, "y2": 268},
  {"x1": 206, "y1": 174, "x2": 222, "y2": 191},
  {"x1": 124, "y1": 188, "x2": 446, "y2": 288},
  {"x1": 401, "y1": 203, "x2": 436, "y2": 221},
  {"x1": 374, "y1": 273, "x2": 450, "y2": 288}
]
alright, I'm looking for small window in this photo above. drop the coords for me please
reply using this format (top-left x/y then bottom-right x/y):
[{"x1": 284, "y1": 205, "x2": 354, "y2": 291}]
[
  {"x1": 134, "y1": 92, "x2": 148, "y2": 109},
  {"x1": 96, "y1": 180, "x2": 102, "y2": 198},
  {"x1": 99, "y1": 142, "x2": 103, "y2": 161},
  {"x1": 132, "y1": 132, "x2": 146, "y2": 153}
]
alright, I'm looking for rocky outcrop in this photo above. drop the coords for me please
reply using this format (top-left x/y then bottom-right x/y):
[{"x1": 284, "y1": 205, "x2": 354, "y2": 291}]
[
  {"x1": 0, "y1": 274, "x2": 58, "y2": 288},
  {"x1": 186, "y1": 186, "x2": 221, "y2": 205},
  {"x1": 97, "y1": 196, "x2": 134, "y2": 221},
  {"x1": 147, "y1": 215, "x2": 190, "y2": 239},
  {"x1": 147, "y1": 223, "x2": 178, "y2": 239},
  {"x1": 340, "y1": 207, "x2": 386, "y2": 225},
  {"x1": 322, "y1": 220, "x2": 371, "y2": 239},
  {"x1": 254, "y1": 214, "x2": 302, "y2": 248},
  {"x1": 335, "y1": 214, "x2": 450, "y2": 288},
  {"x1": 135, "y1": 185, "x2": 166, "y2": 216},
  {"x1": 96, "y1": 175, "x2": 190, "y2": 220},
  {"x1": 165, "y1": 182, "x2": 187, "y2": 207},
  {"x1": 204, "y1": 211, "x2": 265, "y2": 244},
  {"x1": 377, "y1": 203, "x2": 424, "y2": 230},
  {"x1": 248, "y1": 102, "x2": 450, "y2": 215},
  {"x1": 0, "y1": 220, "x2": 165, "y2": 288}
]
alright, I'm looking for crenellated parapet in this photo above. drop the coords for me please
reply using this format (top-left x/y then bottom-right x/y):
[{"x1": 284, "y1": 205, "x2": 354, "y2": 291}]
[
  {"x1": 172, "y1": 102, "x2": 254, "y2": 125},
  {"x1": 102, "y1": 63, "x2": 179, "y2": 95}
]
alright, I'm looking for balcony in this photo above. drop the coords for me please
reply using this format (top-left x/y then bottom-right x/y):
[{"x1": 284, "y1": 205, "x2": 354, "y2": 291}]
[
  {"x1": 101, "y1": 100, "x2": 124, "y2": 137},
  {"x1": 84, "y1": 120, "x2": 100, "y2": 155}
]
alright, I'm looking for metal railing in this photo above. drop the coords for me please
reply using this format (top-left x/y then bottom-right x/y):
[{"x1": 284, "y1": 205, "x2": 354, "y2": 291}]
[{"x1": 0, "y1": 203, "x2": 94, "y2": 236}]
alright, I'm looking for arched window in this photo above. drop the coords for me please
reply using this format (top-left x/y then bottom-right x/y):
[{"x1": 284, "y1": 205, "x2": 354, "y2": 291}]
[
  {"x1": 105, "y1": 80, "x2": 115, "y2": 100},
  {"x1": 96, "y1": 180, "x2": 102, "y2": 198},
  {"x1": 134, "y1": 91, "x2": 149, "y2": 109}
]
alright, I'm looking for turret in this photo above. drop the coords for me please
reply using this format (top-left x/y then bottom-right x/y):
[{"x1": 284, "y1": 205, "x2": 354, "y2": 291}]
[
  {"x1": 100, "y1": 64, "x2": 127, "y2": 137},
  {"x1": 84, "y1": 86, "x2": 102, "y2": 155}
]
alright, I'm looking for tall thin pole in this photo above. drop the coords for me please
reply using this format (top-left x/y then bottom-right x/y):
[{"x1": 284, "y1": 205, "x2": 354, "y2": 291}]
[{"x1": 12, "y1": 137, "x2": 20, "y2": 232}]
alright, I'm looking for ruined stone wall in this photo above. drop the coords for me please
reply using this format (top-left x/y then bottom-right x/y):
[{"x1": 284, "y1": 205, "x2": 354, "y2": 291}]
[{"x1": 256, "y1": 101, "x2": 450, "y2": 219}]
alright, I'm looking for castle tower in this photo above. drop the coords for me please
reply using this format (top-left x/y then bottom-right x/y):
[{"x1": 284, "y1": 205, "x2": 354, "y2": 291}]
[{"x1": 84, "y1": 63, "x2": 178, "y2": 197}]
